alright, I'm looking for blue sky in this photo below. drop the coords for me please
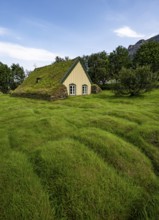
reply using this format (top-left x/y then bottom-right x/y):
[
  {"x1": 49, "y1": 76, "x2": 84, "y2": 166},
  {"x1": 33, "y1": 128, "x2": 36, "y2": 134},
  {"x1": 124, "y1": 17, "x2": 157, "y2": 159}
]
[{"x1": 0, "y1": 0, "x2": 159, "y2": 70}]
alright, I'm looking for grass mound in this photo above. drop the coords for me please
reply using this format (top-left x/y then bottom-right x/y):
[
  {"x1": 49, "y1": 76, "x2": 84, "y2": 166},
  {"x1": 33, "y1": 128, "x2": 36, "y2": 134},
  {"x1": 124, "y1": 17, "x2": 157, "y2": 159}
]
[
  {"x1": 74, "y1": 128, "x2": 156, "y2": 186},
  {"x1": 0, "y1": 89, "x2": 159, "y2": 219},
  {"x1": 30, "y1": 138, "x2": 143, "y2": 220},
  {"x1": 0, "y1": 151, "x2": 54, "y2": 220}
]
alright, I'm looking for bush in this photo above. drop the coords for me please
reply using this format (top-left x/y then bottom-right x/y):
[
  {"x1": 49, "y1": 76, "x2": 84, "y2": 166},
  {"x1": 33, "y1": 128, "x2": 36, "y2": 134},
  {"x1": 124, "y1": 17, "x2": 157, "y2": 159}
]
[
  {"x1": 91, "y1": 84, "x2": 102, "y2": 93},
  {"x1": 100, "y1": 83, "x2": 116, "y2": 90},
  {"x1": 113, "y1": 66, "x2": 159, "y2": 96}
]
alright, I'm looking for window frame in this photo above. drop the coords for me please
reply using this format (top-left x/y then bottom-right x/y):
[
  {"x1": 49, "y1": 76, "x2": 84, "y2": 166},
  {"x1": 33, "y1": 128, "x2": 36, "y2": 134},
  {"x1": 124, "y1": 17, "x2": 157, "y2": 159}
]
[
  {"x1": 82, "y1": 84, "x2": 88, "y2": 95},
  {"x1": 69, "y1": 84, "x2": 76, "y2": 95}
]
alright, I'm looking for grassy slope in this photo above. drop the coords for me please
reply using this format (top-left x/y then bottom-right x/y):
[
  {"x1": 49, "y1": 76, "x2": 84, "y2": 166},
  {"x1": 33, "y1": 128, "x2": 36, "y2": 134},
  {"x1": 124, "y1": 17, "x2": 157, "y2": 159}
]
[{"x1": 0, "y1": 90, "x2": 159, "y2": 220}]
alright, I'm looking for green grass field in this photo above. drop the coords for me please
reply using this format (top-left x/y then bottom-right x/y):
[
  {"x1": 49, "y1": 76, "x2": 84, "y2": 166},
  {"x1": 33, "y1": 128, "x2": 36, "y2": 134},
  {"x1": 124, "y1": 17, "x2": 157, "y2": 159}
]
[{"x1": 0, "y1": 90, "x2": 159, "y2": 220}]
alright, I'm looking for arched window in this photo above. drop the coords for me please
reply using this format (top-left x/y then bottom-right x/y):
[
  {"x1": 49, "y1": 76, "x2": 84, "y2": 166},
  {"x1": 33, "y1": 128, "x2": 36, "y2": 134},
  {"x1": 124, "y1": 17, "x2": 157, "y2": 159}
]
[
  {"x1": 82, "y1": 84, "x2": 88, "y2": 95},
  {"x1": 69, "y1": 84, "x2": 76, "y2": 95}
]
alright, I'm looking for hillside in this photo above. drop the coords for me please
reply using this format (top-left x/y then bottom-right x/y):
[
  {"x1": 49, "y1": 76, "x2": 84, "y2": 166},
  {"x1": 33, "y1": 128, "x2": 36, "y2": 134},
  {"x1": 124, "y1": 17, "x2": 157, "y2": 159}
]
[
  {"x1": 0, "y1": 90, "x2": 159, "y2": 219},
  {"x1": 128, "y1": 34, "x2": 159, "y2": 56}
]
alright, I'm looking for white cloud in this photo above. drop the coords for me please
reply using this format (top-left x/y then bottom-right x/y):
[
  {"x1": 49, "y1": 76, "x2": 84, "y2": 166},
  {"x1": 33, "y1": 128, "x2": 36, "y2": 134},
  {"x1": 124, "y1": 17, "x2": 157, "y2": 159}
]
[
  {"x1": 0, "y1": 27, "x2": 9, "y2": 36},
  {"x1": 114, "y1": 26, "x2": 145, "y2": 38},
  {"x1": 0, "y1": 41, "x2": 60, "y2": 70},
  {"x1": 0, "y1": 41, "x2": 57, "y2": 61}
]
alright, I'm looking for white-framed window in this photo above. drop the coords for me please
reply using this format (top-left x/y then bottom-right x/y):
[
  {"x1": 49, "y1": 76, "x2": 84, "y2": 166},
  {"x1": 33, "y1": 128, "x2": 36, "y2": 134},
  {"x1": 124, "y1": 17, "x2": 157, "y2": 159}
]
[
  {"x1": 69, "y1": 84, "x2": 76, "y2": 95},
  {"x1": 82, "y1": 84, "x2": 88, "y2": 95}
]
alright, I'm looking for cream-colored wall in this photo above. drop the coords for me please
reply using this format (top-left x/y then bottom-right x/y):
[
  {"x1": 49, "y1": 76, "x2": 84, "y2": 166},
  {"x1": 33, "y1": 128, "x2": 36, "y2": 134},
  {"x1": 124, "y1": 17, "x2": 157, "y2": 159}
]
[{"x1": 63, "y1": 62, "x2": 91, "y2": 95}]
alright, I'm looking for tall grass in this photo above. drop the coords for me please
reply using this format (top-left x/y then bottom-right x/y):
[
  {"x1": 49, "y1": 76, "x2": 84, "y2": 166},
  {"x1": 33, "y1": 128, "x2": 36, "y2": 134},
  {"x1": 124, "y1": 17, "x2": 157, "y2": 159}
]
[
  {"x1": 0, "y1": 151, "x2": 54, "y2": 220},
  {"x1": 30, "y1": 138, "x2": 143, "y2": 220},
  {"x1": 0, "y1": 90, "x2": 159, "y2": 219}
]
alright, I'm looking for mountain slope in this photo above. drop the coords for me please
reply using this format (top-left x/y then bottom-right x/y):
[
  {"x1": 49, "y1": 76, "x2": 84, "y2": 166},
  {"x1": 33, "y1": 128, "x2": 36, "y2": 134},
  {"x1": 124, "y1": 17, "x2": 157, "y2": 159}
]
[{"x1": 128, "y1": 34, "x2": 159, "y2": 56}]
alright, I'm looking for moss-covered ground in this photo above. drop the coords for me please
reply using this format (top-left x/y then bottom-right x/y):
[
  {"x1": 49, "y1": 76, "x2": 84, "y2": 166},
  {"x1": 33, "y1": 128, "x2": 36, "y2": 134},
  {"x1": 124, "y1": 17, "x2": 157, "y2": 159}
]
[{"x1": 0, "y1": 90, "x2": 159, "y2": 220}]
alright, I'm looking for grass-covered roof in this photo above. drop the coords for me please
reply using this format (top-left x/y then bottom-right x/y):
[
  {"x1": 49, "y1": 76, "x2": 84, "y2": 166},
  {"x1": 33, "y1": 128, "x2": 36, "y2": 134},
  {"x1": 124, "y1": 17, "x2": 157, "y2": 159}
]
[{"x1": 13, "y1": 59, "x2": 76, "y2": 97}]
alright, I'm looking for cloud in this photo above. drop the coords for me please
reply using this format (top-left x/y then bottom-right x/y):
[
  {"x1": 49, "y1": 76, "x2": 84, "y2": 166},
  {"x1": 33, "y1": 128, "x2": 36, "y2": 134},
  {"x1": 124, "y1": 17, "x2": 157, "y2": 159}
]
[
  {"x1": 0, "y1": 41, "x2": 57, "y2": 62},
  {"x1": 0, "y1": 27, "x2": 9, "y2": 36},
  {"x1": 114, "y1": 26, "x2": 145, "y2": 38}
]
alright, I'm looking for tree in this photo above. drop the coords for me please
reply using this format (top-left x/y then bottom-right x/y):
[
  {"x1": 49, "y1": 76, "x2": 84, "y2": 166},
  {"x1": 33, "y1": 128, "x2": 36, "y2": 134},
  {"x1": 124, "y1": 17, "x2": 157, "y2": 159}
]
[
  {"x1": 0, "y1": 62, "x2": 11, "y2": 93},
  {"x1": 10, "y1": 64, "x2": 25, "y2": 90},
  {"x1": 81, "y1": 55, "x2": 89, "y2": 71},
  {"x1": 0, "y1": 62, "x2": 25, "y2": 93},
  {"x1": 134, "y1": 41, "x2": 159, "y2": 72},
  {"x1": 87, "y1": 51, "x2": 109, "y2": 85},
  {"x1": 109, "y1": 46, "x2": 131, "y2": 80},
  {"x1": 113, "y1": 66, "x2": 158, "y2": 96},
  {"x1": 54, "y1": 56, "x2": 70, "y2": 63},
  {"x1": 64, "y1": 56, "x2": 70, "y2": 61}
]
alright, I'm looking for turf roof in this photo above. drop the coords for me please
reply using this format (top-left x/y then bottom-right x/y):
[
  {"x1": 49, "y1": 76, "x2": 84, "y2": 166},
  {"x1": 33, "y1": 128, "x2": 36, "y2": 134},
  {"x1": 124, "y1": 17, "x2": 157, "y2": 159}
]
[{"x1": 13, "y1": 59, "x2": 76, "y2": 96}]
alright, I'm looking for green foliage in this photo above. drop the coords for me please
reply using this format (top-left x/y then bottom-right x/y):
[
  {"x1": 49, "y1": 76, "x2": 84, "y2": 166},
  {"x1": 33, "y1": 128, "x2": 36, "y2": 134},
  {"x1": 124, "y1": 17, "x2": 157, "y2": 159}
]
[
  {"x1": 54, "y1": 56, "x2": 70, "y2": 63},
  {"x1": 100, "y1": 83, "x2": 116, "y2": 90},
  {"x1": 0, "y1": 90, "x2": 159, "y2": 219},
  {"x1": 0, "y1": 62, "x2": 11, "y2": 93},
  {"x1": 109, "y1": 46, "x2": 131, "y2": 80},
  {"x1": 0, "y1": 62, "x2": 25, "y2": 93},
  {"x1": 10, "y1": 63, "x2": 25, "y2": 90},
  {"x1": 134, "y1": 41, "x2": 159, "y2": 72},
  {"x1": 113, "y1": 66, "x2": 158, "y2": 96},
  {"x1": 91, "y1": 84, "x2": 102, "y2": 93},
  {"x1": 87, "y1": 51, "x2": 109, "y2": 84}
]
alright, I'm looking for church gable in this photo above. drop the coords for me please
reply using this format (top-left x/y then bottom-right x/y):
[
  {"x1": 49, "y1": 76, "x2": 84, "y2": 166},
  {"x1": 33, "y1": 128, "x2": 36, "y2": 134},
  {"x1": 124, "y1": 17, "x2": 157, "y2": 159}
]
[{"x1": 62, "y1": 60, "x2": 92, "y2": 95}]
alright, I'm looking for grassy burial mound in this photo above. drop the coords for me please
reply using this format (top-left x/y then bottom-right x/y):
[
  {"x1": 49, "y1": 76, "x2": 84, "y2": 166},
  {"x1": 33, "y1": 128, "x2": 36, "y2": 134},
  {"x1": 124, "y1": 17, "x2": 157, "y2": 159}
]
[
  {"x1": 12, "y1": 59, "x2": 75, "y2": 100},
  {"x1": 0, "y1": 90, "x2": 159, "y2": 219}
]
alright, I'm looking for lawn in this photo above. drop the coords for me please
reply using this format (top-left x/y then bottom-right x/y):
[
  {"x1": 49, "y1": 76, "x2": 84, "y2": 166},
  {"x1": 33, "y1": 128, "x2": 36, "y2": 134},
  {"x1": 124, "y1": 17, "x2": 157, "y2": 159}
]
[{"x1": 0, "y1": 90, "x2": 159, "y2": 220}]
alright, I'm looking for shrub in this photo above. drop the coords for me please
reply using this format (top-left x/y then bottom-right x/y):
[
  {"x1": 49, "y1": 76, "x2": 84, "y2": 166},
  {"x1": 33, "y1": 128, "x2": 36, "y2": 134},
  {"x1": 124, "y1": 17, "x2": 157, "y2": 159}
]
[
  {"x1": 113, "y1": 66, "x2": 158, "y2": 96},
  {"x1": 91, "y1": 84, "x2": 102, "y2": 93},
  {"x1": 100, "y1": 83, "x2": 116, "y2": 90}
]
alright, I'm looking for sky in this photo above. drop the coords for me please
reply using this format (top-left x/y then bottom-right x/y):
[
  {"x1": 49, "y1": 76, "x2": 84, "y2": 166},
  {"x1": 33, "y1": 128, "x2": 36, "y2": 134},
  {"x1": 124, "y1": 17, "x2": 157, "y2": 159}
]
[{"x1": 0, "y1": 0, "x2": 159, "y2": 71}]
